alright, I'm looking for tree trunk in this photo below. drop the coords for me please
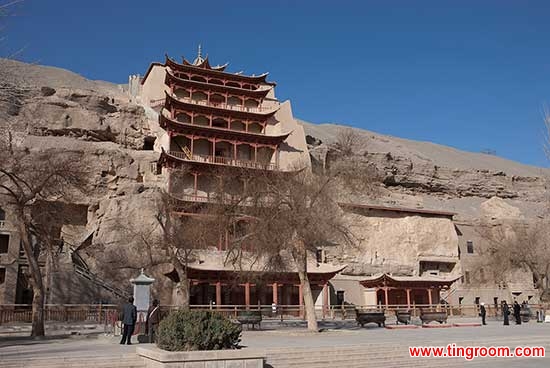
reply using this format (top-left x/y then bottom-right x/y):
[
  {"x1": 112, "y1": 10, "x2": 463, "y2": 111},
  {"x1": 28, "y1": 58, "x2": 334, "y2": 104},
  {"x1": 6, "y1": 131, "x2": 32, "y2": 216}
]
[
  {"x1": 298, "y1": 270, "x2": 318, "y2": 331},
  {"x1": 17, "y1": 219, "x2": 46, "y2": 337},
  {"x1": 171, "y1": 263, "x2": 190, "y2": 308}
]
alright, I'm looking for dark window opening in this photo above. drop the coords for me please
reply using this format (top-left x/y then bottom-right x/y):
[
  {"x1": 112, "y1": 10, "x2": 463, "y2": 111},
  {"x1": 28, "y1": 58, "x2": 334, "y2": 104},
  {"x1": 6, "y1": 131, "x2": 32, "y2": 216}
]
[
  {"x1": 0, "y1": 207, "x2": 5, "y2": 221},
  {"x1": 494, "y1": 297, "x2": 499, "y2": 307},
  {"x1": 0, "y1": 268, "x2": 5, "y2": 284},
  {"x1": 336, "y1": 290, "x2": 345, "y2": 306},
  {"x1": 143, "y1": 136, "x2": 156, "y2": 151},
  {"x1": 0, "y1": 234, "x2": 9, "y2": 254},
  {"x1": 458, "y1": 296, "x2": 464, "y2": 305},
  {"x1": 316, "y1": 249, "x2": 324, "y2": 263},
  {"x1": 466, "y1": 240, "x2": 474, "y2": 254},
  {"x1": 475, "y1": 296, "x2": 480, "y2": 305}
]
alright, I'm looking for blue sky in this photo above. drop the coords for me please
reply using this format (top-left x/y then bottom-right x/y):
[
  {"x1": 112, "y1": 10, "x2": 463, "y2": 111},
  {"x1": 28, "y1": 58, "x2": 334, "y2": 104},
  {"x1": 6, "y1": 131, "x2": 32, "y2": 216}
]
[{"x1": 4, "y1": 1, "x2": 550, "y2": 167}]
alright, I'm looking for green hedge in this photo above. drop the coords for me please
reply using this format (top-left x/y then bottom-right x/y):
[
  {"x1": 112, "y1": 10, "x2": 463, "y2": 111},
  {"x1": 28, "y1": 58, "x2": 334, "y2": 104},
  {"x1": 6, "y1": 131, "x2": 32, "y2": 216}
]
[{"x1": 156, "y1": 310, "x2": 242, "y2": 351}]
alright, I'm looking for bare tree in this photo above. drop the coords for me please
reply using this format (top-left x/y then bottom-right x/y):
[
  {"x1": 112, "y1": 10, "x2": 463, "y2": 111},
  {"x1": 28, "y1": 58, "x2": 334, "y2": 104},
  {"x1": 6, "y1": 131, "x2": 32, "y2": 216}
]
[
  {"x1": 475, "y1": 220, "x2": 550, "y2": 302},
  {"x1": 208, "y1": 155, "x2": 378, "y2": 331},
  {"x1": 334, "y1": 127, "x2": 365, "y2": 157},
  {"x1": 0, "y1": 145, "x2": 89, "y2": 336}
]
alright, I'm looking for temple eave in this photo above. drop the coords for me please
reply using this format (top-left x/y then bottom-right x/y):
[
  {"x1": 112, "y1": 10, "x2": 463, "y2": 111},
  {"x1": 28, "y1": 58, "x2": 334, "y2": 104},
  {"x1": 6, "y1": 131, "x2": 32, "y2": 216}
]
[
  {"x1": 165, "y1": 55, "x2": 271, "y2": 84},
  {"x1": 160, "y1": 115, "x2": 290, "y2": 145},
  {"x1": 165, "y1": 69, "x2": 273, "y2": 98}
]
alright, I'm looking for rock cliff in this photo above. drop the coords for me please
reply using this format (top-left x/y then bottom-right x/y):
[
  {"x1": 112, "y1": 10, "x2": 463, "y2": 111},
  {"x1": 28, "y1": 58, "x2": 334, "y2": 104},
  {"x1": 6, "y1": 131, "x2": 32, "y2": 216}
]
[{"x1": 1, "y1": 59, "x2": 546, "y2": 302}]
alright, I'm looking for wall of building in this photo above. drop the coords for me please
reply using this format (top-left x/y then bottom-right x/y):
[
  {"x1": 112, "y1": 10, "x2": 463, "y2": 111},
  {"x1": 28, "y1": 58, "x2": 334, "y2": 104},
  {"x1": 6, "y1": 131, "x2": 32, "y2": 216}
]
[{"x1": 0, "y1": 206, "x2": 21, "y2": 304}]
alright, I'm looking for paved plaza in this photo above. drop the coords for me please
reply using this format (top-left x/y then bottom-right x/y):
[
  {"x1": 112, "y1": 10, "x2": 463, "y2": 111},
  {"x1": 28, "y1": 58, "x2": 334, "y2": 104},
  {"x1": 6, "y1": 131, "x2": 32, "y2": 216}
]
[{"x1": 0, "y1": 318, "x2": 549, "y2": 367}]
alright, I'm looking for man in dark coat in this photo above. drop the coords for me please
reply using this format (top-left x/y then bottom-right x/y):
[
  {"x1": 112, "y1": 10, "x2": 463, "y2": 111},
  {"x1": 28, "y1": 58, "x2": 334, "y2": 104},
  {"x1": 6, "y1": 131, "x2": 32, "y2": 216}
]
[
  {"x1": 479, "y1": 302, "x2": 487, "y2": 325},
  {"x1": 513, "y1": 301, "x2": 522, "y2": 325},
  {"x1": 146, "y1": 299, "x2": 160, "y2": 343},
  {"x1": 120, "y1": 296, "x2": 137, "y2": 345},
  {"x1": 502, "y1": 301, "x2": 510, "y2": 325}
]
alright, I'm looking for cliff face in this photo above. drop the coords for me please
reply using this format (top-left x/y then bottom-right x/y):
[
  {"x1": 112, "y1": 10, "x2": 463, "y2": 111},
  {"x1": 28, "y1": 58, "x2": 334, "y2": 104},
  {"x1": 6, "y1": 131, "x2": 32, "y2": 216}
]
[
  {"x1": 1, "y1": 60, "x2": 546, "y2": 303},
  {"x1": 302, "y1": 120, "x2": 547, "y2": 220}
]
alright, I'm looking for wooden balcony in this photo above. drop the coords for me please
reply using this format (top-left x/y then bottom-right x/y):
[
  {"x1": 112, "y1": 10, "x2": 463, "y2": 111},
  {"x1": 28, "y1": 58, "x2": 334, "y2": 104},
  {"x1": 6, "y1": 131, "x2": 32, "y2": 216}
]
[
  {"x1": 151, "y1": 95, "x2": 279, "y2": 113},
  {"x1": 168, "y1": 151, "x2": 278, "y2": 171}
]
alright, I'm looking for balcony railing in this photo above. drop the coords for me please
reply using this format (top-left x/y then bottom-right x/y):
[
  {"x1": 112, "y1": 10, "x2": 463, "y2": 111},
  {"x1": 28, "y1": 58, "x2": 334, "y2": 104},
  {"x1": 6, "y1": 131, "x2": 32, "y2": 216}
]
[
  {"x1": 168, "y1": 151, "x2": 278, "y2": 171},
  {"x1": 151, "y1": 95, "x2": 280, "y2": 113}
]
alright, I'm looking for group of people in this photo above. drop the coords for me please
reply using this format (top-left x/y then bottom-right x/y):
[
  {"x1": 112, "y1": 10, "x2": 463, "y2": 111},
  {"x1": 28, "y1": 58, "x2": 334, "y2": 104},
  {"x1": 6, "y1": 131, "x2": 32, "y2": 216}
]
[
  {"x1": 479, "y1": 300, "x2": 529, "y2": 326},
  {"x1": 119, "y1": 297, "x2": 161, "y2": 345}
]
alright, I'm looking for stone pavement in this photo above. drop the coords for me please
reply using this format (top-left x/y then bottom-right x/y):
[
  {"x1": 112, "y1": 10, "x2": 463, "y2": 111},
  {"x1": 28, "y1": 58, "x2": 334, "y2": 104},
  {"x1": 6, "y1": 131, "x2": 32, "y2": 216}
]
[{"x1": 0, "y1": 319, "x2": 548, "y2": 367}]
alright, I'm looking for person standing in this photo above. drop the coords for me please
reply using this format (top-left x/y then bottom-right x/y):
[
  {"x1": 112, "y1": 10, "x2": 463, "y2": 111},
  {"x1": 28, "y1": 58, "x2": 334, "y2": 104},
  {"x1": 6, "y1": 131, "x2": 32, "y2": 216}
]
[
  {"x1": 146, "y1": 299, "x2": 160, "y2": 343},
  {"x1": 513, "y1": 301, "x2": 522, "y2": 325},
  {"x1": 502, "y1": 301, "x2": 510, "y2": 326},
  {"x1": 479, "y1": 302, "x2": 487, "y2": 325},
  {"x1": 120, "y1": 296, "x2": 137, "y2": 345}
]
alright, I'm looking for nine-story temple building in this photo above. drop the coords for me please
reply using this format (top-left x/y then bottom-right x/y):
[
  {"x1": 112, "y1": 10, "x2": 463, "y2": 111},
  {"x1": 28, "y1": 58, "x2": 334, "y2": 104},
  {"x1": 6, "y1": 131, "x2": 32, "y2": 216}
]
[{"x1": 138, "y1": 47, "x2": 344, "y2": 309}]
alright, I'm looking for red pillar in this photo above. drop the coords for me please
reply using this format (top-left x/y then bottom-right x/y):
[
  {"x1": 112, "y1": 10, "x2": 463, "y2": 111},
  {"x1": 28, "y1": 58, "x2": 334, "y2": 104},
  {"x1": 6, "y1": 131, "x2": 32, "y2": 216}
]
[
  {"x1": 272, "y1": 283, "x2": 278, "y2": 304},
  {"x1": 406, "y1": 288, "x2": 411, "y2": 309},
  {"x1": 233, "y1": 142, "x2": 237, "y2": 160},
  {"x1": 190, "y1": 136, "x2": 194, "y2": 156},
  {"x1": 322, "y1": 283, "x2": 329, "y2": 318},
  {"x1": 384, "y1": 287, "x2": 389, "y2": 308},
  {"x1": 245, "y1": 283, "x2": 251, "y2": 309},
  {"x1": 427, "y1": 288, "x2": 433, "y2": 306},
  {"x1": 215, "y1": 282, "x2": 222, "y2": 308}
]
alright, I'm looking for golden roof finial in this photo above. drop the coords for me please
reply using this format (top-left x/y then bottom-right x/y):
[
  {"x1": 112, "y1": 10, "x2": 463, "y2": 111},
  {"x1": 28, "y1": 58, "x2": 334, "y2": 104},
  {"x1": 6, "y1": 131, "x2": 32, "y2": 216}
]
[{"x1": 193, "y1": 44, "x2": 204, "y2": 65}]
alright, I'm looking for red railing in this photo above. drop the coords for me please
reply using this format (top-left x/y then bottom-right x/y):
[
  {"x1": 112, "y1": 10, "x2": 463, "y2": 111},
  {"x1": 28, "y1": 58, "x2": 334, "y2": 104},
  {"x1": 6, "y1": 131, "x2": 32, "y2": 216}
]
[
  {"x1": 1, "y1": 304, "x2": 548, "y2": 327},
  {"x1": 168, "y1": 151, "x2": 278, "y2": 170}
]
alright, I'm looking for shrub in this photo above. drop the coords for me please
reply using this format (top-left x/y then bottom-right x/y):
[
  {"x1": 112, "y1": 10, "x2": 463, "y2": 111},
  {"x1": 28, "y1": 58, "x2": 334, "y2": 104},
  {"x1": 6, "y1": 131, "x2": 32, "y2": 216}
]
[{"x1": 156, "y1": 309, "x2": 242, "y2": 351}]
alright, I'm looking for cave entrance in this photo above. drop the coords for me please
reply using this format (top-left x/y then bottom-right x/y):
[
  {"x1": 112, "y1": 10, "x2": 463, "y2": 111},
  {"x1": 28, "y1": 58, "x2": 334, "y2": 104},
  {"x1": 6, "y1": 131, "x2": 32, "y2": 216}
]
[{"x1": 143, "y1": 136, "x2": 156, "y2": 151}]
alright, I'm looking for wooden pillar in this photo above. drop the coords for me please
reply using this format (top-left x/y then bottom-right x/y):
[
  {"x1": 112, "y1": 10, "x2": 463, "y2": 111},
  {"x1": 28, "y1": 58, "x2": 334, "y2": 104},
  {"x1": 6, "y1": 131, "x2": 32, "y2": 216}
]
[
  {"x1": 212, "y1": 139, "x2": 216, "y2": 158},
  {"x1": 384, "y1": 287, "x2": 389, "y2": 308},
  {"x1": 275, "y1": 146, "x2": 279, "y2": 168},
  {"x1": 190, "y1": 112, "x2": 194, "y2": 125},
  {"x1": 322, "y1": 282, "x2": 329, "y2": 318},
  {"x1": 272, "y1": 283, "x2": 278, "y2": 304},
  {"x1": 193, "y1": 172, "x2": 198, "y2": 196},
  {"x1": 406, "y1": 288, "x2": 411, "y2": 309},
  {"x1": 427, "y1": 288, "x2": 433, "y2": 306},
  {"x1": 245, "y1": 283, "x2": 251, "y2": 308},
  {"x1": 233, "y1": 142, "x2": 237, "y2": 160},
  {"x1": 215, "y1": 282, "x2": 222, "y2": 308},
  {"x1": 190, "y1": 136, "x2": 194, "y2": 156},
  {"x1": 254, "y1": 145, "x2": 258, "y2": 163}
]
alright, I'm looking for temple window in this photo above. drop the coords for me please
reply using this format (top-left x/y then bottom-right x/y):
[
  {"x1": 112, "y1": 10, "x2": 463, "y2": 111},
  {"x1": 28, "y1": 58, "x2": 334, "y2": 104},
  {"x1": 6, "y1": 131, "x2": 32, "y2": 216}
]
[
  {"x1": 174, "y1": 88, "x2": 190, "y2": 99},
  {"x1": 227, "y1": 96, "x2": 241, "y2": 106},
  {"x1": 0, "y1": 268, "x2": 5, "y2": 285},
  {"x1": 0, "y1": 234, "x2": 9, "y2": 254},
  {"x1": 466, "y1": 240, "x2": 474, "y2": 254},
  {"x1": 0, "y1": 207, "x2": 5, "y2": 222}
]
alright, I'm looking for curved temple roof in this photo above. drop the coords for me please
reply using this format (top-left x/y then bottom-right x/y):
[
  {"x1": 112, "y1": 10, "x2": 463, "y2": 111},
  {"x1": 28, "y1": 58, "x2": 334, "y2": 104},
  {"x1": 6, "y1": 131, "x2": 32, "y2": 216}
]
[
  {"x1": 360, "y1": 273, "x2": 461, "y2": 289},
  {"x1": 164, "y1": 92, "x2": 279, "y2": 120},
  {"x1": 165, "y1": 55, "x2": 274, "y2": 85}
]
